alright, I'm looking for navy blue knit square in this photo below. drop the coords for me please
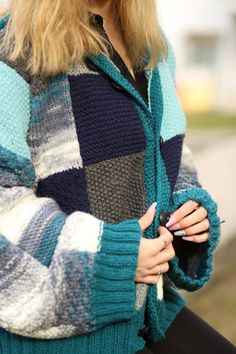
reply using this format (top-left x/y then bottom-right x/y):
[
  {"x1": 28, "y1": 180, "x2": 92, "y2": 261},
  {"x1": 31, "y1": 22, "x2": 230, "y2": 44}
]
[{"x1": 69, "y1": 74, "x2": 146, "y2": 165}]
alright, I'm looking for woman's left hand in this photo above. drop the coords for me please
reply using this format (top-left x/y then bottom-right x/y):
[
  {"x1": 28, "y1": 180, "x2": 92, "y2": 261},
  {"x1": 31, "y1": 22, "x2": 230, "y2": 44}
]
[{"x1": 165, "y1": 200, "x2": 210, "y2": 243}]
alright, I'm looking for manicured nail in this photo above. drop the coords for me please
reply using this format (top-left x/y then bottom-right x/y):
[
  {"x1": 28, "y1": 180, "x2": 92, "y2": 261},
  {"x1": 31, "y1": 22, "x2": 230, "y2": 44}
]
[
  {"x1": 148, "y1": 202, "x2": 157, "y2": 214},
  {"x1": 165, "y1": 217, "x2": 177, "y2": 228},
  {"x1": 168, "y1": 223, "x2": 181, "y2": 231},
  {"x1": 173, "y1": 230, "x2": 186, "y2": 237},
  {"x1": 182, "y1": 237, "x2": 194, "y2": 242}
]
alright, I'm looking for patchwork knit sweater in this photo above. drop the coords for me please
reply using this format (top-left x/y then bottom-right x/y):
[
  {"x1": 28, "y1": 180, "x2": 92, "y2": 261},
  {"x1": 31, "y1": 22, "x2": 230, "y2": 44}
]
[{"x1": 0, "y1": 15, "x2": 221, "y2": 354}]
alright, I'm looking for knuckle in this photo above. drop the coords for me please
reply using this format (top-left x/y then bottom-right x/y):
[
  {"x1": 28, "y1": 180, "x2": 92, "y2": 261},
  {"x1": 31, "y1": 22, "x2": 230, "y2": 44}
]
[
  {"x1": 148, "y1": 259, "x2": 156, "y2": 268},
  {"x1": 192, "y1": 200, "x2": 199, "y2": 207},
  {"x1": 146, "y1": 276, "x2": 156, "y2": 284},
  {"x1": 170, "y1": 249, "x2": 175, "y2": 259},
  {"x1": 200, "y1": 206, "x2": 207, "y2": 216},
  {"x1": 172, "y1": 243, "x2": 175, "y2": 251},
  {"x1": 168, "y1": 246, "x2": 175, "y2": 258},
  {"x1": 180, "y1": 221, "x2": 187, "y2": 229},
  {"x1": 157, "y1": 236, "x2": 166, "y2": 249},
  {"x1": 141, "y1": 268, "x2": 148, "y2": 276},
  {"x1": 158, "y1": 226, "x2": 168, "y2": 235},
  {"x1": 163, "y1": 262, "x2": 169, "y2": 272},
  {"x1": 184, "y1": 227, "x2": 191, "y2": 235},
  {"x1": 165, "y1": 231, "x2": 173, "y2": 242},
  {"x1": 158, "y1": 225, "x2": 164, "y2": 233},
  {"x1": 135, "y1": 269, "x2": 142, "y2": 278},
  {"x1": 174, "y1": 211, "x2": 181, "y2": 221}
]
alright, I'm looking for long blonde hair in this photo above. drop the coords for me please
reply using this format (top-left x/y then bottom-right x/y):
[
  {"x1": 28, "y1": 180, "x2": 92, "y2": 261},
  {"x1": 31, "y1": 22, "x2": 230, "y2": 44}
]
[{"x1": 0, "y1": 0, "x2": 167, "y2": 76}]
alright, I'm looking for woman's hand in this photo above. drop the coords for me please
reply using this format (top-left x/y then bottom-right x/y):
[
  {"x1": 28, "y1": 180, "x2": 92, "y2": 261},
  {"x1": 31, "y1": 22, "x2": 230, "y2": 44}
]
[
  {"x1": 166, "y1": 200, "x2": 210, "y2": 243},
  {"x1": 135, "y1": 203, "x2": 175, "y2": 284}
]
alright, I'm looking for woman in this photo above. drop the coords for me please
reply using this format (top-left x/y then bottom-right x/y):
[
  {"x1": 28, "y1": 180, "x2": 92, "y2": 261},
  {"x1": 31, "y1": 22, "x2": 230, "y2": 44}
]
[{"x1": 0, "y1": 0, "x2": 235, "y2": 353}]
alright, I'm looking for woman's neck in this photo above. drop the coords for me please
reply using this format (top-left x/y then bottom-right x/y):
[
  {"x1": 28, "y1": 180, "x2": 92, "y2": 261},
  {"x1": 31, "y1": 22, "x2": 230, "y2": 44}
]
[
  {"x1": 88, "y1": 0, "x2": 117, "y2": 27},
  {"x1": 88, "y1": 0, "x2": 136, "y2": 80}
]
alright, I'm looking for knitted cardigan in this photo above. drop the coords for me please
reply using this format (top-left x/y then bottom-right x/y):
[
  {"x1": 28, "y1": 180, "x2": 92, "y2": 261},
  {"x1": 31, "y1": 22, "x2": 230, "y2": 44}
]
[{"x1": 0, "y1": 15, "x2": 221, "y2": 354}]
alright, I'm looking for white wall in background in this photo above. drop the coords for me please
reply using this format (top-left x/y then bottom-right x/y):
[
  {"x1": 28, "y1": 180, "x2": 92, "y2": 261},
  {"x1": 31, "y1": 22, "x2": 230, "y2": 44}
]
[{"x1": 158, "y1": 0, "x2": 236, "y2": 113}]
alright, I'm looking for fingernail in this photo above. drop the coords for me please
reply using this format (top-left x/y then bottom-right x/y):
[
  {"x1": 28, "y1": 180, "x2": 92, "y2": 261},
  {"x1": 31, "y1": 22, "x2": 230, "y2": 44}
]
[
  {"x1": 165, "y1": 217, "x2": 177, "y2": 228},
  {"x1": 148, "y1": 202, "x2": 157, "y2": 214},
  {"x1": 182, "y1": 237, "x2": 194, "y2": 242},
  {"x1": 168, "y1": 223, "x2": 181, "y2": 231},
  {"x1": 173, "y1": 230, "x2": 186, "y2": 237}
]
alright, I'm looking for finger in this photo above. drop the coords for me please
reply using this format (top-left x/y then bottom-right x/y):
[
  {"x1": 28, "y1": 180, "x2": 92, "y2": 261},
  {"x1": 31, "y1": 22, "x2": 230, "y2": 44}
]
[
  {"x1": 169, "y1": 206, "x2": 207, "y2": 231},
  {"x1": 148, "y1": 262, "x2": 169, "y2": 275},
  {"x1": 155, "y1": 226, "x2": 173, "y2": 251},
  {"x1": 158, "y1": 226, "x2": 174, "y2": 241},
  {"x1": 166, "y1": 200, "x2": 200, "y2": 228},
  {"x1": 140, "y1": 240, "x2": 173, "y2": 268},
  {"x1": 139, "y1": 202, "x2": 157, "y2": 231},
  {"x1": 182, "y1": 231, "x2": 210, "y2": 243},
  {"x1": 154, "y1": 244, "x2": 175, "y2": 264},
  {"x1": 140, "y1": 275, "x2": 161, "y2": 284},
  {"x1": 179, "y1": 218, "x2": 210, "y2": 236},
  {"x1": 147, "y1": 243, "x2": 175, "y2": 268}
]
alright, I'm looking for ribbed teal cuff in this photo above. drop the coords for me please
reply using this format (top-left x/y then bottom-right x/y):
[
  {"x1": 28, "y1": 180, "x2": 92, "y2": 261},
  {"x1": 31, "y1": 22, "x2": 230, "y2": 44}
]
[
  {"x1": 168, "y1": 187, "x2": 221, "y2": 291},
  {"x1": 92, "y1": 219, "x2": 142, "y2": 326}
]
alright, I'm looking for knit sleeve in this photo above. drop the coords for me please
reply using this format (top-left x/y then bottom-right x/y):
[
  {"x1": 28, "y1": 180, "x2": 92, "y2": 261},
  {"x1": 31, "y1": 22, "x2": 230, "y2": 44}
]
[
  {"x1": 0, "y1": 61, "x2": 142, "y2": 339},
  {"x1": 164, "y1": 40, "x2": 221, "y2": 291},
  {"x1": 167, "y1": 142, "x2": 221, "y2": 291}
]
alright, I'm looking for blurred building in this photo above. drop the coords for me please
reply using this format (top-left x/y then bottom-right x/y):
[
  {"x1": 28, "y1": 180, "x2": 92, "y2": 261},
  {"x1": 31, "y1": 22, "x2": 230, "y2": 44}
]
[{"x1": 158, "y1": 0, "x2": 236, "y2": 113}]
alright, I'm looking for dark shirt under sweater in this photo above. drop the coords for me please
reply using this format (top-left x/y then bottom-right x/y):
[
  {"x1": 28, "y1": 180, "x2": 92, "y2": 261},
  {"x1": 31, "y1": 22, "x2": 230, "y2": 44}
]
[{"x1": 91, "y1": 14, "x2": 148, "y2": 105}]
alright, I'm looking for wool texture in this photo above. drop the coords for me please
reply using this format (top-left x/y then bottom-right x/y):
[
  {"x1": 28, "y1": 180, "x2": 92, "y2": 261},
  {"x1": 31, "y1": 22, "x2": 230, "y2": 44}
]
[{"x1": 0, "y1": 15, "x2": 221, "y2": 354}]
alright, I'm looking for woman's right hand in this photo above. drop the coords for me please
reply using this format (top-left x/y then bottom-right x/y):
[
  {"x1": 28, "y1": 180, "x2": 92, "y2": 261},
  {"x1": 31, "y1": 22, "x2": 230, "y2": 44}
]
[{"x1": 135, "y1": 202, "x2": 175, "y2": 284}]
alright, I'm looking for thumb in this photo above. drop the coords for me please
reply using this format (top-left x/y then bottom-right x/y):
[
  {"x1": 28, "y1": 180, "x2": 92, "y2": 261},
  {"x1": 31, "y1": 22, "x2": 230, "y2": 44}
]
[{"x1": 139, "y1": 202, "x2": 157, "y2": 231}]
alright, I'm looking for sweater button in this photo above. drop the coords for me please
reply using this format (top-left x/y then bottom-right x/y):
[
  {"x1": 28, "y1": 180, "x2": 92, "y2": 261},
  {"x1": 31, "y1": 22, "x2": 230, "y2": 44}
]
[
  {"x1": 159, "y1": 210, "x2": 171, "y2": 227},
  {"x1": 138, "y1": 325, "x2": 150, "y2": 337},
  {"x1": 111, "y1": 80, "x2": 124, "y2": 92}
]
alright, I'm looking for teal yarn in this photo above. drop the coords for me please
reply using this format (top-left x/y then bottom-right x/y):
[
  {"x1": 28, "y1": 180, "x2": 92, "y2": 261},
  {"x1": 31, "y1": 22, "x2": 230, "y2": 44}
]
[
  {"x1": 92, "y1": 220, "x2": 142, "y2": 327},
  {"x1": 0, "y1": 62, "x2": 31, "y2": 159},
  {"x1": 0, "y1": 145, "x2": 35, "y2": 187},
  {"x1": 168, "y1": 187, "x2": 221, "y2": 291},
  {"x1": 34, "y1": 212, "x2": 67, "y2": 266}
]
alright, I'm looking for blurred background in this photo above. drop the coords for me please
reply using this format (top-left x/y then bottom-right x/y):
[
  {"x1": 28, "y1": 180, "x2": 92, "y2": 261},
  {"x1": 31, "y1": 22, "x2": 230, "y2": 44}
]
[{"x1": 158, "y1": 0, "x2": 236, "y2": 345}]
